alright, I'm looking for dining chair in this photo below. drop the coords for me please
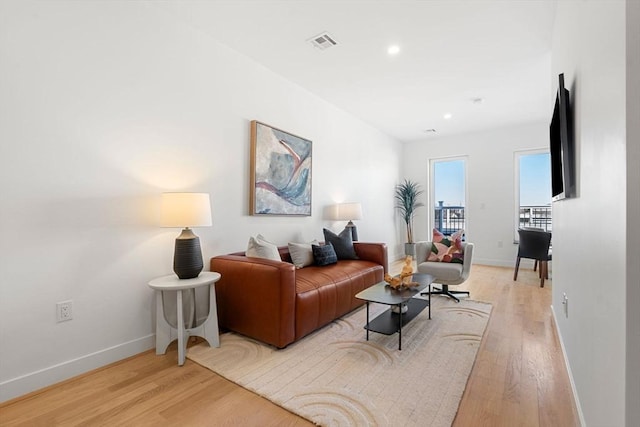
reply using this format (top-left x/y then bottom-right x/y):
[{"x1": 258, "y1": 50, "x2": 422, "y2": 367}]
[{"x1": 514, "y1": 228, "x2": 552, "y2": 287}]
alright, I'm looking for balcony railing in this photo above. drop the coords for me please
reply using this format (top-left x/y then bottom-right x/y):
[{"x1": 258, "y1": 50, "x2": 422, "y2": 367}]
[
  {"x1": 433, "y1": 203, "x2": 552, "y2": 236},
  {"x1": 519, "y1": 205, "x2": 552, "y2": 232},
  {"x1": 434, "y1": 202, "x2": 465, "y2": 235}
]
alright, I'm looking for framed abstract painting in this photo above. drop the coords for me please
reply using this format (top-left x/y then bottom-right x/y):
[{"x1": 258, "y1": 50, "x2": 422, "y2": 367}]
[{"x1": 250, "y1": 121, "x2": 312, "y2": 216}]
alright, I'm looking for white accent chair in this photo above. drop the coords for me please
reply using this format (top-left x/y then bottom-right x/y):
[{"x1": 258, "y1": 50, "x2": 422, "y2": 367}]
[{"x1": 415, "y1": 241, "x2": 474, "y2": 303}]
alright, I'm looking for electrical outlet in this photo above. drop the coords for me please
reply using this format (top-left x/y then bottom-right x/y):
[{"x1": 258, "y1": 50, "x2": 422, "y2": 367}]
[
  {"x1": 562, "y1": 293, "x2": 569, "y2": 318},
  {"x1": 56, "y1": 300, "x2": 73, "y2": 322}
]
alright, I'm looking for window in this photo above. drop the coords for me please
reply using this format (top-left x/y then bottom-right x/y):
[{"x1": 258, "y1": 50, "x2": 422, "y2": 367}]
[
  {"x1": 430, "y1": 157, "x2": 467, "y2": 235},
  {"x1": 515, "y1": 150, "x2": 552, "y2": 239}
]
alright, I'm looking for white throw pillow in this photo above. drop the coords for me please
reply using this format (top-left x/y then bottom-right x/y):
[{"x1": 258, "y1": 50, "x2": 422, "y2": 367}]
[
  {"x1": 246, "y1": 234, "x2": 281, "y2": 261},
  {"x1": 288, "y1": 240, "x2": 319, "y2": 269}
]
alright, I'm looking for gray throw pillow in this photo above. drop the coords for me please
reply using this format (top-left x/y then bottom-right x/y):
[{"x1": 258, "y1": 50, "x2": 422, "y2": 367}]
[
  {"x1": 312, "y1": 243, "x2": 338, "y2": 266},
  {"x1": 288, "y1": 240, "x2": 319, "y2": 269},
  {"x1": 322, "y1": 228, "x2": 358, "y2": 260}
]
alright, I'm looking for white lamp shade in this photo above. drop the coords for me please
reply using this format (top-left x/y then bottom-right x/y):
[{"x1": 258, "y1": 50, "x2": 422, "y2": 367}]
[
  {"x1": 161, "y1": 193, "x2": 212, "y2": 228},
  {"x1": 331, "y1": 202, "x2": 363, "y2": 221}
]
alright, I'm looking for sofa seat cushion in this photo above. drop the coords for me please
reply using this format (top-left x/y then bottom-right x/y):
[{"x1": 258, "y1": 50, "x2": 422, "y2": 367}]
[
  {"x1": 295, "y1": 260, "x2": 381, "y2": 292},
  {"x1": 294, "y1": 260, "x2": 383, "y2": 340},
  {"x1": 417, "y1": 261, "x2": 463, "y2": 281}
]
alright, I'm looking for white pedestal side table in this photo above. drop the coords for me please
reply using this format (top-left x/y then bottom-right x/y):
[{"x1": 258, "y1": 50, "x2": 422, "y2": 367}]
[{"x1": 148, "y1": 271, "x2": 221, "y2": 366}]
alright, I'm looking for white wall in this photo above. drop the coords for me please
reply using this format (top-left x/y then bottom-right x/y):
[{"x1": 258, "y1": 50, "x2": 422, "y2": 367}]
[
  {"x1": 551, "y1": 1, "x2": 630, "y2": 426},
  {"x1": 0, "y1": 1, "x2": 401, "y2": 401},
  {"x1": 626, "y1": 2, "x2": 640, "y2": 425},
  {"x1": 402, "y1": 121, "x2": 549, "y2": 267}
]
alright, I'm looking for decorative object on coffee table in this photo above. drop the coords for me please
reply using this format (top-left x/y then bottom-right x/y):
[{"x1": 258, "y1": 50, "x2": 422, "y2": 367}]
[
  {"x1": 250, "y1": 120, "x2": 312, "y2": 216},
  {"x1": 330, "y1": 202, "x2": 363, "y2": 241},
  {"x1": 161, "y1": 192, "x2": 212, "y2": 279},
  {"x1": 384, "y1": 256, "x2": 419, "y2": 289}
]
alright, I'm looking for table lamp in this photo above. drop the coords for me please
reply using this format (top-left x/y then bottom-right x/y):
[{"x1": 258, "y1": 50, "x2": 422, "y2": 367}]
[
  {"x1": 331, "y1": 202, "x2": 363, "y2": 241},
  {"x1": 161, "y1": 192, "x2": 212, "y2": 279}
]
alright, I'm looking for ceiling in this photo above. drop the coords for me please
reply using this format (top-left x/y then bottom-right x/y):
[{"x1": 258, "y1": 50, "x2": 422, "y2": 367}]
[{"x1": 154, "y1": 1, "x2": 557, "y2": 142}]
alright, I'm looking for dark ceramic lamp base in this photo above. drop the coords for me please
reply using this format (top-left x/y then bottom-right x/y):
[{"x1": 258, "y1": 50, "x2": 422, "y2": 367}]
[
  {"x1": 173, "y1": 228, "x2": 203, "y2": 279},
  {"x1": 346, "y1": 221, "x2": 359, "y2": 241}
]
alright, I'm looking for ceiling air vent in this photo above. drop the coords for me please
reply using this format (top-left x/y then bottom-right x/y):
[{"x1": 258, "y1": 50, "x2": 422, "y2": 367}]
[{"x1": 308, "y1": 32, "x2": 337, "y2": 51}]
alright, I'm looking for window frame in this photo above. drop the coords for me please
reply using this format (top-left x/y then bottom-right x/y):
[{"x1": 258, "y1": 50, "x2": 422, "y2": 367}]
[
  {"x1": 514, "y1": 148, "x2": 552, "y2": 242},
  {"x1": 428, "y1": 156, "x2": 468, "y2": 236}
]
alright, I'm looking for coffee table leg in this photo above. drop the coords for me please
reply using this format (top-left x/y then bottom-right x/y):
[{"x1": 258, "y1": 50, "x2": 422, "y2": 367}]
[
  {"x1": 366, "y1": 301, "x2": 369, "y2": 341},
  {"x1": 428, "y1": 284, "x2": 431, "y2": 319}
]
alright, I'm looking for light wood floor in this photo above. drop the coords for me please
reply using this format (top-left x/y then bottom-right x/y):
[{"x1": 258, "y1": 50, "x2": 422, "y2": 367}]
[{"x1": 0, "y1": 264, "x2": 579, "y2": 426}]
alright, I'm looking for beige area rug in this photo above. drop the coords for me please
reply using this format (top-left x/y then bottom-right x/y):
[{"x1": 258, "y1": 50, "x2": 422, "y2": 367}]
[{"x1": 187, "y1": 297, "x2": 492, "y2": 427}]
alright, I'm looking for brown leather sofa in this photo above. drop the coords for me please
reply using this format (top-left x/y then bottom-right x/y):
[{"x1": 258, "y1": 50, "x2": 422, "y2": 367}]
[{"x1": 210, "y1": 242, "x2": 388, "y2": 348}]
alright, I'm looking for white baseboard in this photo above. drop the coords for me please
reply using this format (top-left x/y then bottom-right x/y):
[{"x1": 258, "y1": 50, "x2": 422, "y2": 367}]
[
  {"x1": 550, "y1": 305, "x2": 586, "y2": 427},
  {"x1": 0, "y1": 334, "x2": 155, "y2": 403},
  {"x1": 473, "y1": 257, "x2": 517, "y2": 268}
]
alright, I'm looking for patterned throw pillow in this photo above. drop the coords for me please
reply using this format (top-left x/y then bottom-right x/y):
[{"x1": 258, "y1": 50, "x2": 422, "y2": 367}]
[
  {"x1": 322, "y1": 228, "x2": 358, "y2": 260},
  {"x1": 312, "y1": 243, "x2": 338, "y2": 266},
  {"x1": 427, "y1": 229, "x2": 464, "y2": 263}
]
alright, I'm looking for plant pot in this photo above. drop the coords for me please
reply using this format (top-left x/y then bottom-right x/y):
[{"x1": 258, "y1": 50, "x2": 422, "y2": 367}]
[{"x1": 404, "y1": 243, "x2": 416, "y2": 257}]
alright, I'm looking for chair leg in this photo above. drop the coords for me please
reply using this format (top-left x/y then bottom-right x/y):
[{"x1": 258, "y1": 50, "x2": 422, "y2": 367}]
[
  {"x1": 540, "y1": 261, "x2": 546, "y2": 287},
  {"x1": 545, "y1": 261, "x2": 549, "y2": 279},
  {"x1": 534, "y1": 260, "x2": 538, "y2": 272},
  {"x1": 538, "y1": 261, "x2": 549, "y2": 279},
  {"x1": 514, "y1": 257, "x2": 521, "y2": 280},
  {"x1": 423, "y1": 284, "x2": 469, "y2": 303}
]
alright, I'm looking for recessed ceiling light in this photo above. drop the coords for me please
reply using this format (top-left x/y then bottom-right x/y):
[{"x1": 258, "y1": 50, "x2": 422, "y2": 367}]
[
  {"x1": 387, "y1": 45, "x2": 400, "y2": 55},
  {"x1": 443, "y1": 113, "x2": 453, "y2": 119}
]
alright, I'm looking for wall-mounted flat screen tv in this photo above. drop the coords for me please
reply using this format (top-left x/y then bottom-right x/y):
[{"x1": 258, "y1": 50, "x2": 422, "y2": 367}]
[{"x1": 549, "y1": 73, "x2": 575, "y2": 201}]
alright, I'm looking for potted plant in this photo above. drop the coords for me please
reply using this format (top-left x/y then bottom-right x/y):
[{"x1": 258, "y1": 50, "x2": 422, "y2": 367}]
[{"x1": 394, "y1": 179, "x2": 424, "y2": 256}]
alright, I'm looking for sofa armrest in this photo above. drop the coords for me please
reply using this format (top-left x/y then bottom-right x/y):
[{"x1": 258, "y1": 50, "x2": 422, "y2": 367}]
[
  {"x1": 353, "y1": 242, "x2": 388, "y2": 274},
  {"x1": 210, "y1": 255, "x2": 296, "y2": 348}
]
